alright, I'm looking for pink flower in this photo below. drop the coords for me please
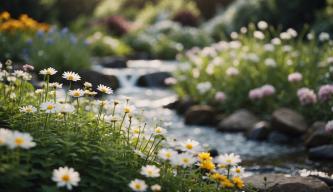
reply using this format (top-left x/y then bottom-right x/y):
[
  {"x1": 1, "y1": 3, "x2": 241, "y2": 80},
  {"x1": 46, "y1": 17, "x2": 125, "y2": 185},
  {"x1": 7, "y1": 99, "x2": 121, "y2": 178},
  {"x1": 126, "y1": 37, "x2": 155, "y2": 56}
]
[
  {"x1": 249, "y1": 88, "x2": 263, "y2": 100},
  {"x1": 261, "y1": 84, "x2": 275, "y2": 96},
  {"x1": 226, "y1": 67, "x2": 239, "y2": 77},
  {"x1": 325, "y1": 121, "x2": 333, "y2": 133},
  {"x1": 164, "y1": 77, "x2": 177, "y2": 85},
  {"x1": 23, "y1": 64, "x2": 34, "y2": 72},
  {"x1": 288, "y1": 72, "x2": 302, "y2": 83},
  {"x1": 318, "y1": 84, "x2": 333, "y2": 102},
  {"x1": 249, "y1": 84, "x2": 275, "y2": 100},
  {"x1": 215, "y1": 91, "x2": 226, "y2": 102},
  {"x1": 297, "y1": 88, "x2": 317, "y2": 105}
]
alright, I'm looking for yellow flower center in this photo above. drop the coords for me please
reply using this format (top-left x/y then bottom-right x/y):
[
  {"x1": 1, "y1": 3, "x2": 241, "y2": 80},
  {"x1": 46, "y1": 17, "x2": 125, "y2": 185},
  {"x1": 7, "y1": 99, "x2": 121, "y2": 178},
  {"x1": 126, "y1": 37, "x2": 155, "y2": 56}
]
[
  {"x1": 73, "y1": 92, "x2": 80, "y2": 97},
  {"x1": 67, "y1": 75, "x2": 74, "y2": 80},
  {"x1": 26, "y1": 108, "x2": 32, "y2": 112},
  {"x1": 134, "y1": 184, "x2": 141, "y2": 190},
  {"x1": 0, "y1": 139, "x2": 4, "y2": 144},
  {"x1": 182, "y1": 158, "x2": 189, "y2": 164},
  {"x1": 165, "y1": 152, "x2": 171, "y2": 158},
  {"x1": 226, "y1": 159, "x2": 232, "y2": 163},
  {"x1": 47, "y1": 105, "x2": 54, "y2": 110},
  {"x1": 62, "y1": 174, "x2": 70, "y2": 182},
  {"x1": 15, "y1": 137, "x2": 24, "y2": 145},
  {"x1": 236, "y1": 168, "x2": 241, "y2": 173},
  {"x1": 186, "y1": 144, "x2": 193, "y2": 149},
  {"x1": 147, "y1": 170, "x2": 153, "y2": 175}
]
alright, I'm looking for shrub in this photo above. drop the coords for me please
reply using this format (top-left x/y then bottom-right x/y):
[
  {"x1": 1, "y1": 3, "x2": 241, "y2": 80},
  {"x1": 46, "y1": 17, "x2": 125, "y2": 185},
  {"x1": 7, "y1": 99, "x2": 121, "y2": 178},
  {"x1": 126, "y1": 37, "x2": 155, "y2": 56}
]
[
  {"x1": 125, "y1": 20, "x2": 212, "y2": 59},
  {"x1": 174, "y1": 22, "x2": 333, "y2": 122},
  {"x1": 86, "y1": 32, "x2": 132, "y2": 57},
  {"x1": 0, "y1": 60, "x2": 246, "y2": 191},
  {"x1": 25, "y1": 28, "x2": 91, "y2": 73}
]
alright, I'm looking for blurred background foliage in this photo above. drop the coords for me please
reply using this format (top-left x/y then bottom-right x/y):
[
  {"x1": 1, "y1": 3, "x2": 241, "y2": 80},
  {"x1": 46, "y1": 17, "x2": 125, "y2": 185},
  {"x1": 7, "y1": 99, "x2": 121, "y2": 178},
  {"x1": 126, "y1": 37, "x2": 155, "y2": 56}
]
[{"x1": 0, "y1": 0, "x2": 332, "y2": 62}]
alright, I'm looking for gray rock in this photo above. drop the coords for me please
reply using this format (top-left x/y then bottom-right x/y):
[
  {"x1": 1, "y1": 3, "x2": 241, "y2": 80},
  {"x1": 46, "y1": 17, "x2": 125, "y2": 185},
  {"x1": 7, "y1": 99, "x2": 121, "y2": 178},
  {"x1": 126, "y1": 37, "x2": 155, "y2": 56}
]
[
  {"x1": 244, "y1": 173, "x2": 331, "y2": 192},
  {"x1": 80, "y1": 70, "x2": 119, "y2": 90},
  {"x1": 184, "y1": 105, "x2": 217, "y2": 126},
  {"x1": 305, "y1": 122, "x2": 333, "y2": 148},
  {"x1": 267, "y1": 131, "x2": 296, "y2": 144},
  {"x1": 309, "y1": 144, "x2": 333, "y2": 160},
  {"x1": 98, "y1": 57, "x2": 128, "y2": 68},
  {"x1": 271, "y1": 108, "x2": 307, "y2": 136},
  {"x1": 246, "y1": 121, "x2": 271, "y2": 141},
  {"x1": 137, "y1": 72, "x2": 171, "y2": 88},
  {"x1": 217, "y1": 109, "x2": 259, "y2": 132}
]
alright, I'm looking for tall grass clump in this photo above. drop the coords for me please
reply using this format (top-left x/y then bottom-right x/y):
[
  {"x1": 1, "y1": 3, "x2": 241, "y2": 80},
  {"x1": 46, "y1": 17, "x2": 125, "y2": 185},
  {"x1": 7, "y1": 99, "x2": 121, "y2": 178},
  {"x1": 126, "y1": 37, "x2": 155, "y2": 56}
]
[
  {"x1": 0, "y1": 60, "x2": 248, "y2": 191},
  {"x1": 174, "y1": 21, "x2": 333, "y2": 122}
]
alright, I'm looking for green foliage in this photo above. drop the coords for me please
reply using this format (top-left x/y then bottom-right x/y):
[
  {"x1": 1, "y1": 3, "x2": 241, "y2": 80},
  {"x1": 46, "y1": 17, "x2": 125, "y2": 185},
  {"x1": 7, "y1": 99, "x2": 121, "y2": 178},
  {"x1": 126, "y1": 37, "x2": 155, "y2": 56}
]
[
  {"x1": 94, "y1": 0, "x2": 199, "y2": 26},
  {"x1": 25, "y1": 28, "x2": 91, "y2": 73},
  {"x1": 205, "y1": 0, "x2": 326, "y2": 39},
  {"x1": 174, "y1": 24, "x2": 333, "y2": 122},
  {"x1": 0, "y1": 31, "x2": 28, "y2": 62},
  {"x1": 126, "y1": 21, "x2": 212, "y2": 59},
  {"x1": 86, "y1": 32, "x2": 132, "y2": 57}
]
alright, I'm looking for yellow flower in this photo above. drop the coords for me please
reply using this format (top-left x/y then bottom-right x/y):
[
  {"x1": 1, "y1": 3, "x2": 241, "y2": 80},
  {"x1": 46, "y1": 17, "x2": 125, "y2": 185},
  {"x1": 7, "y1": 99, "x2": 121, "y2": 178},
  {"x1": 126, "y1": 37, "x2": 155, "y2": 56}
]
[
  {"x1": 0, "y1": 11, "x2": 10, "y2": 20},
  {"x1": 221, "y1": 179, "x2": 234, "y2": 188},
  {"x1": 232, "y1": 176, "x2": 244, "y2": 189},
  {"x1": 210, "y1": 173, "x2": 227, "y2": 182},
  {"x1": 199, "y1": 160, "x2": 215, "y2": 171},
  {"x1": 198, "y1": 152, "x2": 212, "y2": 162}
]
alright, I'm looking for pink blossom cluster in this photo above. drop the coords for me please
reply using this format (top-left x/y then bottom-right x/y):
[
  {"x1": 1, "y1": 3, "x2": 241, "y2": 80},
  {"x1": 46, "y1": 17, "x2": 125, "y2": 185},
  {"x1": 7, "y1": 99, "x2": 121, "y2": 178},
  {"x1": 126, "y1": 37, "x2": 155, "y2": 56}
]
[
  {"x1": 297, "y1": 88, "x2": 317, "y2": 105},
  {"x1": 249, "y1": 84, "x2": 276, "y2": 100},
  {"x1": 215, "y1": 91, "x2": 226, "y2": 102},
  {"x1": 288, "y1": 72, "x2": 302, "y2": 83},
  {"x1": 318, "y1": 84, "x2": 333, "y2": 102}
]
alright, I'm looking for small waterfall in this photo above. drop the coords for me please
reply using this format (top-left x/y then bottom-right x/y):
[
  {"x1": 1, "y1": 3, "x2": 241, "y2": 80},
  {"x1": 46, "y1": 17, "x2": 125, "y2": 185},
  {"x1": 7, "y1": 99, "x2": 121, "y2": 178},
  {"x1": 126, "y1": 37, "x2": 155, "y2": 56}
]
[{"x1": 92, "y1": 60, "x2": 178, "y2": 89}]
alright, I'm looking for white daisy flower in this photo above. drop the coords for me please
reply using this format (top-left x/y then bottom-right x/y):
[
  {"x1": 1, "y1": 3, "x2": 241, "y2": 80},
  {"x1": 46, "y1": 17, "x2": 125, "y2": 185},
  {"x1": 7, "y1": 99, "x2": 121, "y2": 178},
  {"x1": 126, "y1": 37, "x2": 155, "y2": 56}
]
[
  {"x1": 83, "y1": 82, "x2": 92, "y2": 88},
  {"x1": 68, "y1": 89, "x2": 85, "y2": 98},
  {"x1": 0, "y1": 128, "x2": 12, "y2": 146},
  {"x1": 231, "y1": 166, "x2": 245, "y2": 177},
  {"x1": 172, "y1": 153, "x2": 196, "y2": 168},
  {"x1": 39, "y1": 67, "x2": 57, "y2": 76},
  {"x1": 97, "y1": 84, "x2": 113, "y2": 94},
  {"x1": 6, "y1": 131, "x2": 36, "y2": 149},
  {"x1": 40, "y1": 101, "x2": 57, "y2": 113},
  {"x1": 62, "y1": 71, "x2": 81, "y2": 81},
  {"x1": 123, "y1": 104, "x2": 135, "y2": 114},
  {"x1": 35, "y1": 89, "x2": 44, "y2": 94},
  {"x1": 140, "y1": 165, "x2": 160, "y2": 178},
  {"x1": 49, "y1": 82, "x2": 63, "y2": 89},
  {"x1": 52, "y1": 166, "x2": 80, "y2": 190},
  {"x1": 129, "y1": 179, "x2": 147, "y2": 192},
  {"x1": 215, "y1": 153, "x2": 241, "y2": 166},
  {"x1": 154, "y1": 127, "x2": 167, "y2": 136},
  {"x1": 158, "y1": 148, "x2": 177, "y2": 161},
  {"x1": 19, "y1": 105, "x2": 37, "y2": 113},
  {"x1": 257, "y1": 21, "x2": 268, "y2": 30},
  {"x1": 56, "y1": 103, "x2": 75, "y2": 113},
  {"x1": 180, "y1": 139, "x2": 200, "y2": 153},
  {"x1": 151, "y1": 184, "x2": 161, "y2": 192}
]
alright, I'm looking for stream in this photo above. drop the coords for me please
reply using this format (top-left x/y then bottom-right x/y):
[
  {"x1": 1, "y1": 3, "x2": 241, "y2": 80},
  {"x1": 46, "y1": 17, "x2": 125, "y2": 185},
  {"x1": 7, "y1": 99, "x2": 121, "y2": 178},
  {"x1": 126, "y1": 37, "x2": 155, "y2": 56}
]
[{"x1": 94, "y1": 60, "x2": 332, "y2": 173}]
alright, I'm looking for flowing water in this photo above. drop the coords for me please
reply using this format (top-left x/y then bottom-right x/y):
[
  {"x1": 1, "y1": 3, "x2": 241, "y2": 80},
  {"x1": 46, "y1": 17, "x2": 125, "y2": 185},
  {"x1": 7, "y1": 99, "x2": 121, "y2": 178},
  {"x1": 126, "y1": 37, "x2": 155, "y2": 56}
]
[{"x1": 94, "y1": 60, "x2": 332, "y2": 173}]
